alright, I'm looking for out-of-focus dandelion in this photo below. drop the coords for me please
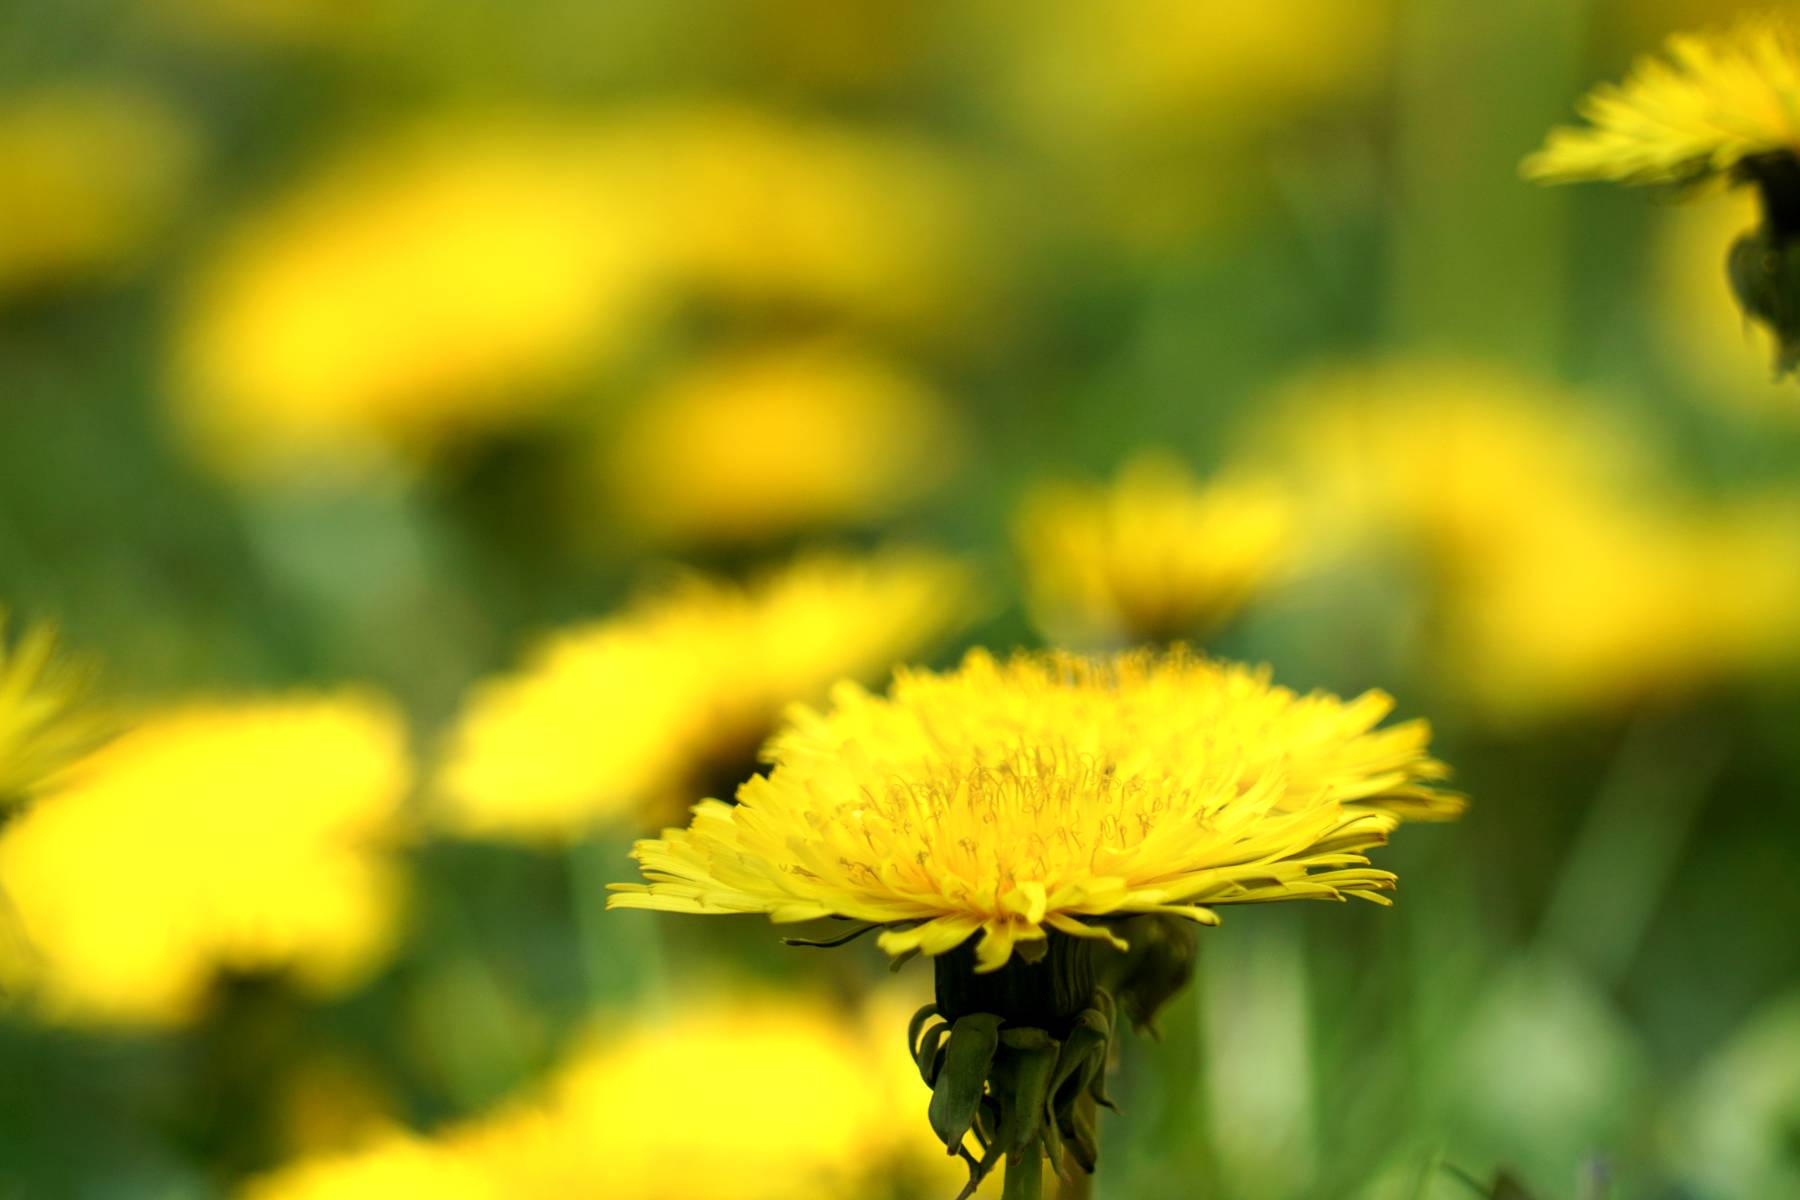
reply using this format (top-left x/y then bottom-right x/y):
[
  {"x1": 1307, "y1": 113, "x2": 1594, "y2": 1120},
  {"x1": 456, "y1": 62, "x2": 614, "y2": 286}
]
[
  {"x1": 0, "y1": 615, "x2": 107, "y2": 807},
  {"x1": 432, "y1": 548, "x2": 975, "y2": 842},
  {"x1": 1525, "y1": 18, "x2": 1800, "y2": 375},
  {"x1": 601, "y1": 341, "x2": 963, "y2": 547},
  {"x1": 0, "y1": 693, "x2": 411, "y2": 1025},
  {"x1": 612, "y1": 647, "x2": 1457, "y2": 1194},
  {"x1": 0, "y1": 86, "x2": 197, "y2": 303},
  {"x1": 171, "y1": 120, "x2": 658, "y2": 480},
  {"x1": 241, "y1": 994, "x2": 980, "y2": 1200},
  {"x1": 1252, "y1": 360, "x2": 1800, "y2": 720},
  {"x1": 1450, "y1": 494, "x2": 1800, "y2": 720},
  {"x1": 172, "y1": 105, "x2": 985, "y2": 481},
  {"x1": 1013, "y1": 454, "x2": 1293, "y2": 647}
]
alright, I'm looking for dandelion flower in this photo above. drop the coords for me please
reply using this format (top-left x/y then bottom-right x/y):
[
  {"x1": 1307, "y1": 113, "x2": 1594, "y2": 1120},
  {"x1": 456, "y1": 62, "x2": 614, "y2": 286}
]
[
  {"x1": 1524, "y1": 19, "x2": 1800, "y2": 374},
  {"x1": 0, "y1": 615, "x2": 107, "y2": 805},
  {"x1": 1524, "y1": 20, "x2": 1800, "y2": 186},
  {"x1": 601, "y1": 341, "x2": 962, "y2": 546},
  {"x1": 610, "y1": 647, "x2": 1457, "y2": 973},
  {"x1": 1014, "y1": 454, "x2": 1293, "y2": 647},
  {"x1": 433, "y1": 548, "x2": 975, "y2": 842},
  {"x1": 0, "y1": 85, "x2": 197, "y2": 301},
  {"x1": 0, "y1": 693, "x2": 411, "y2": 1026}
]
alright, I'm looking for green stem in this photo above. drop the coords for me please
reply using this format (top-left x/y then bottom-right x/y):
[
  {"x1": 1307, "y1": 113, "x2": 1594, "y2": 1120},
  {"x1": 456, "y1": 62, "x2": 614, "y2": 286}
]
[{"x1": 1002, "y1": 1147, "x2": 1045, "y2": 1200}]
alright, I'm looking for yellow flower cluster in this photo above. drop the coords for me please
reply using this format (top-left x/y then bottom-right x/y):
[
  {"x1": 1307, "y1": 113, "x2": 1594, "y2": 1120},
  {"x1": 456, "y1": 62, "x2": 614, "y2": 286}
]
[
  {"x1": 239, "y1": 995, "x2": 974, "y2": 1200},
  {"x1": 1525, "y1": 18, "x2": 1800, "y2": 185},
  {"x1": 601, "y1": 341, "x2": 962, "y2": 546},
  {"x1": 433, "y1": 548, "x2": 975, "y2": 842},
  {"x1": 0, "y1": 85, "x2": 197, "y2": 300},
  {"x1": 0, "y1": 694, "x2": 411, "y2": 1025},
  {"x1": 1014, "y1": 454, "x2": 1293, "y2": 646},
  {"x1": 0, "y1": 616, "x2": 106, "y2": 805},
  {"x1": 172, "y1": 105, "x2": 979, "y2": 480},
  {"x1": 611, "y1": 648, "x2": 1457, "y2": 973}
]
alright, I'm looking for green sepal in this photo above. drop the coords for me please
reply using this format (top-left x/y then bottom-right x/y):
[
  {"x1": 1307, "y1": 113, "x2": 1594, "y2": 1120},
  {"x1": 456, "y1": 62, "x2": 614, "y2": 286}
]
[{"x1": 929, "y1": 1012, "x2": 1004, "y2": 1153}]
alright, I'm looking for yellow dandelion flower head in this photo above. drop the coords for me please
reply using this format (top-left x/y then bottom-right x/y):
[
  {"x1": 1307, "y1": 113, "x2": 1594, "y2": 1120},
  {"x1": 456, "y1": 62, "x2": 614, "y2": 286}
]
[
  {"x1": 1524, "y1": 17, "x2": 1800, "y2": 186},
  {"x1": 0, "y1": 692, "x2": 411, "y2": 1026},
  {"x1": 611, "y1": 647, "x2": 1459, "y2": 973},
  {"x1": 0, "y1": 84, "x2": 198, "y2": 299},
  {"x1": 432, "y1": 547, "x2": 976, "y2": 842},
  {"x1": 0, "y1": 615, "x2": 107, "y2": 805},
  {"x1": 172, "y1": 118, "x2": 657, "y2": 480},
  {"x1": 602, "y1": 340, "x2": 963, "y2": 546},
  {"x1": 1014, "y1": 453, "x2": 1294, "y2": 647}
]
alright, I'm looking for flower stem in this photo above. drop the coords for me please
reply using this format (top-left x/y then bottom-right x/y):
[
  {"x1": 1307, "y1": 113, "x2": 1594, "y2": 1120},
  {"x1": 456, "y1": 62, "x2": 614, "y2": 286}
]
[{"x1": 1001, "y1": 1148, "x2": 1044, "y2": 1200}]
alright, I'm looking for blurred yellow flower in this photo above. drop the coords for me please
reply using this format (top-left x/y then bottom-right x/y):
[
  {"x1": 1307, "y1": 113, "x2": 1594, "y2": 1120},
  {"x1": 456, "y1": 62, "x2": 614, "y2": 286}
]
[
  {"x1": 602, "y1": 341, "x2": 962, "y2": 545},
  {"x1": 0, "y1": 616, "x2": 107, "y2": 805},
  {"x1": 1014, "y1": 454, "x2": 1293, "y2": 646},
  {"x1": 1525, "y1": 18, "x2": 1800, "y2": 185},
  {"x1": 241, "y1": 993, "x2": 977, "y2": 1200},
  {"x1": 611, "y1": 647, "x2": 1458, "y2": 973},
  {"x1": 432, "y1": 548, "x2": 976, "y2": 842},
  {"x1": 1252, "y1": 361, "x2": 1648, "y2": 573},
  {"x1": 0, "y1": 85, "x2": 197, "y2": 300},
  {"x1": 1451, "y1": 494, "x2": 1800, "y2": 718},
  {"x1": 172, "y1": 104, "x2": 984, "y2": 481},
  {"x1": 172, "y1": 120, "x2": 657, "y2": 479},
  {"x1": 0, "y1": 693, "x2": 411, "y2": 1025},
  {"x1": 239, "y1": 1133, "x2": 497, "y2": 1200},
  {"x1": 1252, "y1": 359, "x2": 1800, "y2": 719}
]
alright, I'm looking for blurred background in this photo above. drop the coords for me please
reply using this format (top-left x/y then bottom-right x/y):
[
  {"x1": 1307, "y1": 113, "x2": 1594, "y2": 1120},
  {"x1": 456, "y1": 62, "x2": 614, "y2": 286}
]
[{"x1": 3, "y1": 1, "x2": 1800, "y2": 1197}]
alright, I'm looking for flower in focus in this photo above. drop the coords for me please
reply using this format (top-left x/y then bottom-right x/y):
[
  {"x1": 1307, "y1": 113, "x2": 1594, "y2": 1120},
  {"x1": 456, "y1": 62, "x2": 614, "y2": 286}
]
[
  {"x1": 0, "y1": 85, "x2": 197, "y2": 302},
  {"x1": 432, "y1": 548, "x2": 976, "y2": 842},
  {"x1": 601, "y1": 340, "x2": 963, "y2": 546},
  {"x1": 611, "y1": 647, "x2": 1458, "y2": 973},
  {"x1": 1524, "y1": 19, "x2": 1800, "y2": 186},
  {"x1": 171, "y1": 119, "x2": 657, "y2": 480},
  {"x1": 1014, "y1": 453, "x2": 1293, "y2": 647},
  {"x1": 0, "y1": 693, "x2": 411, "y2": 1025},
  {"x1": 0, "y1": 616, "x2": 107, "y2": 806},
  {"x1": 240, "y1": 994, "x2": 977, "y2": 1200}
]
